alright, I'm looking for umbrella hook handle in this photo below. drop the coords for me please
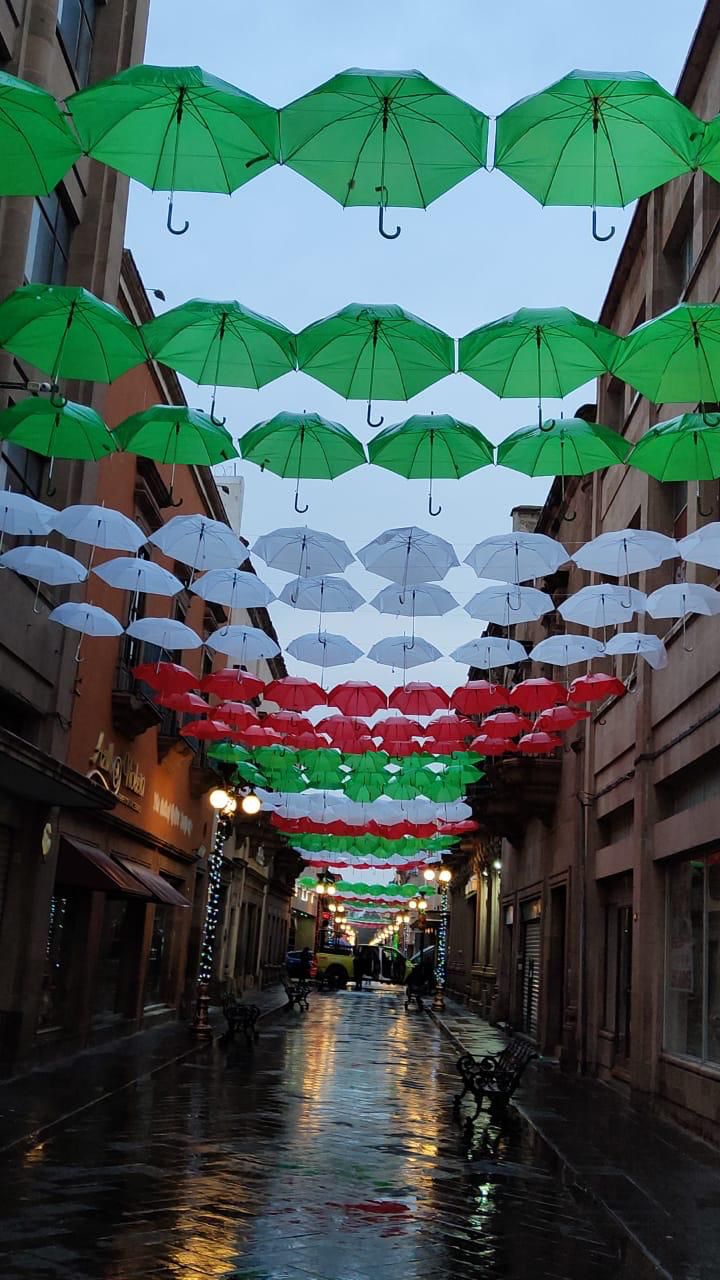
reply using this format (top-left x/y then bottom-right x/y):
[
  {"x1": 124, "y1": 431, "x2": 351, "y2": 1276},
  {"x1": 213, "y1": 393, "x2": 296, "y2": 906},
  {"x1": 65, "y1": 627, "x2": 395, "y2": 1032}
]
[
  {"x1": 592, "y1": 209, "x2": 615, "y2": 242},
  {"x1": 209, "y1": 394, "x2": 227, "y2": 428},
  {"x1": 375, "y1": 187, "x2": 401, "y2": 240},
  {"x1": 367, "y1": 402, "x2": 384, "y2": 428},
  {"x1": 167, "y1": 197, "x2": 190, "y2": 237},
  {"x1": 294, "y1": 491, "x2": 309, "y2": 515},
  {"x1": 163, "y1": 491, "x2": 184, "y2": 509},
  {"x1": 428, "y1": 494, "x2": 442, "y2": 518},
  {"x1": 697, "y1": 486, "x2": 713, "y2": 519},
  {"x1": 49, "y1": 387, "x2": 66, "y2": 410},
  {"x1": 539, "y1": 417, "x2": 556, "y2": 433}
]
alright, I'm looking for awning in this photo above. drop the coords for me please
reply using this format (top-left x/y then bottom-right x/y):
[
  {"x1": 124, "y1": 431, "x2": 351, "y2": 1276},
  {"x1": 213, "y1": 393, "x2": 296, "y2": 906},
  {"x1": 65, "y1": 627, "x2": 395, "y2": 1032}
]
[
  {"x1": 56, "y1": 837, "x2": 150, "y2": 898},
  {"x1": 0, "y1": 728, "x2": 115, "y2": 811},
  {"x1": 116, "y1": 858, "x2": 190, "y2": 908}
]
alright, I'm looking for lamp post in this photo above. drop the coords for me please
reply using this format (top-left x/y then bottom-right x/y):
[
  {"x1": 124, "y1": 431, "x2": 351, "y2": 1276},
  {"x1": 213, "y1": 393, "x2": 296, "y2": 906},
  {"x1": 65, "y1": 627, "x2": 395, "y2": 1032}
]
[
  {"x1": 423, "y1": 866, "x2": 452, "y2": 1012},
  {"x1": 191, "y1": 787, "x2": 238, "y2": 1040},
  {"x1": 313, "y1": 870, "x2": 337, "y2": 951}
]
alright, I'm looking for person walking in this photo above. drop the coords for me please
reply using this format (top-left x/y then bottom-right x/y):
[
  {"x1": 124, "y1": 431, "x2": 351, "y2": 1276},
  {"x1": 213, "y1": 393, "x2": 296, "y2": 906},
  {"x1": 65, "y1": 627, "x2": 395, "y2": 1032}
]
[{"x1": 353, "y1": 947, "x2": 365, "y2": 991}]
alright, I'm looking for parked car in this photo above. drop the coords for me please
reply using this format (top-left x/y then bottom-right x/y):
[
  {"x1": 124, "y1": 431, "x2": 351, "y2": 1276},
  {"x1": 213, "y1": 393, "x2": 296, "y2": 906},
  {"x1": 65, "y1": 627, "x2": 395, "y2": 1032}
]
[
  {"x1": 316, "y1": 942, "x2": 412, "y2": 988},
  {"x1": 285, "y1": 949, "x2": 318, "y2": 978}
]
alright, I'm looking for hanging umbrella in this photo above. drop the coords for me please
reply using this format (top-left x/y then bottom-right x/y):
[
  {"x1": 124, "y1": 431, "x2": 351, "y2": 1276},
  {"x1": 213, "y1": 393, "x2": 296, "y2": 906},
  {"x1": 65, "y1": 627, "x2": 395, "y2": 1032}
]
[
  {"x1": 460, "y1": 309, "x2": 619, "y2": 426},
  {"x1": 214, "y1": 701, "x2": 259, "y2": 728},
  {"x1": 497, "y1": 417, "x2": 629, "y2": 513},
  {"x1": 296, "y1": 303, "x2": 455, "y2": 427},
  {"x1": 451, "y1": 681, "x2": 510, "y2": 714},
  {"x1": 207, "y1": 741, "x2": 251, "y2": 764},
  {"x1": 568, "y1": 672, "x2": 626, "y2": 703},
  {"x1": 389, "y1": 682, "x2": 449, "y2": 715},
  {"x1": 509, "y1": 677, "x2": 567, "y2": 712},
  {"x1": 678, "y1": 522, "x2": 720, "y2": 571},
  {"x1": 605, "y1": 631, "x2": 668, "y2": 670},
  {"x1": 464, "y1": 584, "x2": 553, "y2": 625},
  {"x1": 368, "y1": 413, "x2": 493, "y2": 516},
  {"x1": 263, "y1": 710, "x2": 312, "y2": 735},
  {"x1": 529, "y1": 635, "x2": 605, "y2": 666},
  {"x1": 572, "y1": 529, "x2": 678, "y2": 577},
  {"x1": 646, "y1": 583, "x2": 720, "y2": 619},
  {"x1": 0, "y1": 284, "x2": 146, "y2": 384},
  {"x1": 494, "y1": 70, "x2": 702, "y2": 240},
  {"x1": 287, "y1": 632, "x2": 363, "y2": 668},
  {"x1": 0, "y1": 70, "x2": 81, "y2": 195},
  {"x1": 450, "y1": 637, "x2": 527, "y2": 668},
  {"x1": 93, "y1": 556, "x2": 184, "y2": 597},
  {"x1": 156, "y1": 691, "x2": 209, "y2": 714},
  {"x1": 373, "y1": 716, "x2": 424, "y2": 743},
  {"x1": 465, "y1": 531, "x2": 568, "y2": 583},
  {"x1": 358, "y1": 526, "x2": 458, "y2": 602},
  {"x1": 113, "y1": 406, "x2": 238, "y2": 502},
  {"x1": 192, "y1": 568, "x2": 274, "y2": 609},
  {"x1": 559, "y1": 584, "x2": 647, "y2": 629},
  {"x1": 517, "y1": 731, "x2": 563, "y2": 756},
  {"x1": 370, "y1": 581, "x2": 458, "y2": 618},
  {"x1": 278, "y1": 574, "x2": 364, "y2": 614},
  {"x1": 132, "y1": 661, "x2": 197, "y2": 694},
  {"x1": 298, "y1": 747, "x2": 347, "y2": 771},
  {"x1": 180, "y1": 718, "x2": 233, "y2": 742},
  {"x1": 281, "y1": 68, "x2": 488, "y2": 237},
  {"x1": 68, "y1": 64, "x2": 280, "y2": 235},
  {"x1": 0, "y1": 490, "x2": 53, "y2": 549},
  {"x1": 468, "y1": 734, "x2": 514, "y2": 757},
  {"x1": 252, "y1": 526, "x2": 354, "y2": 582},
  {"x1": 239, "y1": 725, "x2": 284, "y2": 748},
  {"x1": 0, "y1": 399, "x2": 117, "y2": 495},
  {"x1": 367, "y1": 635, "x2": 442, "y2": 670},
  {"x1": 264, "y1": 675, "x2": 327, "y2": 710},
  {"x1": 200, "y1": 669, "x2": 265, "y2": 700},
  {"x1": 126, "y1": 616, "x2": 202, "y2": 651},
  {"x1": 49, "y1": 601, "x2": 123, "y2": 662},
  {"x1": 612, "y1": 304, "x2": 720, "y2": 404},
  {"x1": 150, "y1": 515, "x2": 245, "y2": 572},
  {"x1": 327, "y1": 681, "x2": 387, "y2": 716},
  {"x1": 52, "y1": 504, "x2": 146, "y2": 558},
  {"x1": 627, "y1": 413, "x2": 720, "y2": 484},
  {"x1": 344, "y1": 773, "x2": 388, "y2": 803},
  {"x1": 207, "y1": 624, "x2": 280, "y2": 661},
  {"x1": 0, "y1": 545, "x2": 87, "y2": 613},
  {"x1": 240, "y1": 411, "x2": 366, "y2": 514},
  {"x1": 536, "y1": 705, "x2": 590, "y2": 731},
  {"x1": 425, "y1": 713, "x2": 474, "y2": 742},
  {"x1": 481, "y1": 711, "x2": 532, "y2": 739}
]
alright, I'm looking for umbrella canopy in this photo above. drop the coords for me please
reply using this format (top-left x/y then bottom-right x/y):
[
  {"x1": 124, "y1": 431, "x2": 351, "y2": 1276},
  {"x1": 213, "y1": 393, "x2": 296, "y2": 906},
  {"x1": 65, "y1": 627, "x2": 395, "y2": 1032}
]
[
  {"x1": 612, "y1": 304, "x2": 720, "y2": 404},
  {"x1": 536, "y1": 705, "x2": 590, "y2": 731},
  {"x1": 180, "y1": 718, "x2": 234, "y2": 742},
  {"x1": 0, "y1": 70, "x2": 81, "y2": 195},
  {"x1": 367, "y1": 635, "x2": 442, "y2": 670},
  {"x1": 263, "y1": 709, "x2": 312, "y2": 734},
  {"x1": 482, "y1": 711, "x2": 532, "y2": 739},
  {"x1": 373, "y1": 716, "x2": 424, "y2": 742},
  {"x1": 468, "y1": 734, "x2": 514, "y2": 756},
  {"x1": 0, "y1": 545, "x2": 87, "y2": 585},
  {"x1": 529, "y1": 635, "x2": 605, "y2": 666},
  {"x1": 465, "y1": 531, "x2": 569, "y2": 582},
  {"x1": 389, "y1": 682, "x2": 449, "y2": 715},
  {"x1": 141, "y1": 299, "x2": 295, "y2": 391},
  {"x1": 627, "y1": 413, "x2": 720, "y2": 481},
  {"x1": 370, "y1": 582, "x2": 458, "y2": 618},
  {"x1": 497, "y1": 416, "x2": 629, "y2": 477},
  {"x1": 132, "y1": 661, "x2": 197, "y2": 694},
  {"x1": 425, "y1": 712, "x2": 474, "y2": 742},
  {"x1": 68, "y1": 64, "x2": 280, "y2": 233},
  {"x1": 517, "y1": 732, "x2": 563, "y2": 756},
  {"x1": 327, "y1": 681, "x2": 387, "y2": 716},
  {"x1": 200, "y1": 669, "x2": 265, "y2": 700},
  {"x1": 0, "y1": 284, "x2": 146, "y2": 382},
  {"x1": 264, "y1": 676, "x2": 327, "y2": 710},
  {"x1": 568, "y1": 672, "x2": 626, "y2": 703},
  {"x1": 495, "y1": 70, "x2": 701, "y2": 238},
  {"x1": 559, "y1": 584, "x2": 648, "y2": 629},
  {"x1": 52, "y1": 504, "x2": 146, "y2": 552},
  {"x1": 572, "y1": 529, "x2": 678, "y2": 576},
  {"x1": 287, "y1": 632, "x2": 363, "y2": 668},
  {"x1": 157, "y1": 691, "x2": 209, "y2": 714},
  {"x1": 252, "y1": 526, "x2": 354, "y2": 577},
  {"x1": 191, "y1": 568, "x2": 274, "y2": 609},
  {"x1": 0, "y1": 490, "x2": 53, "y2": 539},
  {"x1": 150, "y1": 515, "x2": 245, "y2": 572},
  {"x1": 0, "y1": 398, "x2": 116, "y2": 461},
  {"x1": 296, "y1": 303, "x2": 454, "y2": 427},
  {"x1": 48, "y1": 601, "x2": 123, "y2": 637},
  {"x1": 240, "y1": 411, "x2": 365, "y2": 512},
  {"x1": 451, "y1": 681, "x2": 509, "y2": 714},
  {"x1": 277, "y1": 574, "x2": 364, "y2": 613},
  {"x1": 605, "y1": 631, "x2": 668, "y2": 669},
  {"x1": 450, "y1": 637, "x2": 527, "y2": 668},
  {"x1": 206, "y1": 624, "x2": 280, "y2": 661},
  {"x1": 510, "y1": 677, "x2": 567, "y2": 712},
  {"x1": 368, "y1": 413, "x2": 493, "y2": 516},
  {"x1": 358, "y1": 526, "x2": 459, "y2": 592},
  {"x1": 92, "y1": 556, "x2": 184, "y2": 597},
  {"x1": 126, "y1": 616, "x2": 202, "y2": 651},
  {"x1": 464, "y1": 583, "x2": 553, "y2": 625},
  {"x1": 646, "y1": 583, "x2": 720, "y2": 619},
  {"x1": 113, "y1": 406, "x2": 237, "y2": 467},
  {"x1": 678, "y1": 522, "x2": 720, "y2": 571}
]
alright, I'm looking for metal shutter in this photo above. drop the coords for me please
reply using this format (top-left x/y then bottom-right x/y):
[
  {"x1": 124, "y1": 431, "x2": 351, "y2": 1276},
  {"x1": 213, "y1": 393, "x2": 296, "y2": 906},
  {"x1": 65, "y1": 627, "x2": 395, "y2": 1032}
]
[{"x1": 522, "y1": 918, "x2": 541, "y2": 1041}]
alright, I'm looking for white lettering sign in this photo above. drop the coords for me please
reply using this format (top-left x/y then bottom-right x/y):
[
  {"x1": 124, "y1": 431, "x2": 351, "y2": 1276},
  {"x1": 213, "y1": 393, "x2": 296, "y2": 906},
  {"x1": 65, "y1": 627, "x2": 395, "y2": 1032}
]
[{"x1": 152, "y1": 792, "x2": 194, "y2": 837}]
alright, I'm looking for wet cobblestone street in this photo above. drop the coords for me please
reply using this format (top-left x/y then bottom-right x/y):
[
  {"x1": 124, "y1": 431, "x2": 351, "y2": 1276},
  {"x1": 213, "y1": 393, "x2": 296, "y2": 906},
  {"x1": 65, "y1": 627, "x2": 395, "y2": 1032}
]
[{"x1": 0, "y1": 991, "x2": 626, "y2": 1280}]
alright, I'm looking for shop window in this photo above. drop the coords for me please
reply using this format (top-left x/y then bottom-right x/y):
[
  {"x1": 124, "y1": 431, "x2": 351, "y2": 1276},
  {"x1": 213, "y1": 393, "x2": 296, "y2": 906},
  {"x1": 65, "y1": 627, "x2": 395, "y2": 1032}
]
[
  {"x1": 0, "y1": 435, "x2": 45, "y2": 500},
  {"x1": 665, "y1": 857, "x2": 711, "y2": 1062},
  {"x1": 144, "y1": 904, "x2": 171, "y2": 1006},
  {"x1": 24, "y1": 192, "x2": 74, "y2": 286},
  {"x1": 92, "y1": 898, "x2": 130, "y2": 1021},
  {"x1": 37, "y1": 893, "x2": 81, "y2": 1031},
  {"x1": 57, "y1": 0, "x2": 97, "y2": 86}
]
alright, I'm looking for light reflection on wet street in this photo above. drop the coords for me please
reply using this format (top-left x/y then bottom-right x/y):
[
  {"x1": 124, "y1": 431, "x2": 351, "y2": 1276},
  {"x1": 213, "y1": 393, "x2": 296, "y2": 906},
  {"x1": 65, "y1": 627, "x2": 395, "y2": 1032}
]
[{"x1": 0, "y1": 990, "x2": 624, "y2": 1279}]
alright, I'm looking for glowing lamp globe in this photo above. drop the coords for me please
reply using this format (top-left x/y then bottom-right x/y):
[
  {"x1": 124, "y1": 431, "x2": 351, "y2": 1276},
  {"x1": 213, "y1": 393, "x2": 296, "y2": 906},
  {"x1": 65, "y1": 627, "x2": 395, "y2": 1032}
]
[
  {"x1": 209, "y1": 787, "x2": 231, "y2": 811},
  {"x1": 240, "y1": 791, "x2": 261, "y2": 816}
]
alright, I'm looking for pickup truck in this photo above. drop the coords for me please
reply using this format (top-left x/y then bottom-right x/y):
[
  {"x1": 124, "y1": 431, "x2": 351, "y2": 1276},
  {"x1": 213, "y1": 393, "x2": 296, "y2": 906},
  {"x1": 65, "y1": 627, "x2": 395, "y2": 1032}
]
[{"x1": 315, "y1": 941, "x2": 412, "y2": 988}]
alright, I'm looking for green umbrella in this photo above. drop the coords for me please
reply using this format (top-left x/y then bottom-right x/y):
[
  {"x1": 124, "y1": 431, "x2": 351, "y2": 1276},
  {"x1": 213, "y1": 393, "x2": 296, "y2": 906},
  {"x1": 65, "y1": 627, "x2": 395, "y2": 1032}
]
[
  {"x1": 459, "y1": 307, "x2": 618, "y2": 427},
  {"x1": 627, "y1": 413, "x2": 720, "y2": 486},
  {"x1": 344, "y1": 773, "x2": 388, "y2": 803},
  {"x1": 68, "y1": 65, "x2": 280, "y2": 235},
  {"x1": 341, "y1": 750, "x2": 390, "y2": 773},
  {"x1": 433, "y1": 759, "x2": 483, "y2": 784},
  {"x1": 0, "y1": 71, "x2": 81, "y2": 195},
  {"x1": 612, "y1": 303, "x2": 720, "y2": 405},
  {"x1": 698, "y1": 115, "x2": 720, "y2": 183},
  {"x1": 141, "y1": 299, "x2": 296, "y2": 423},
  {"x1": 113, "y1": 405, "x2": 238, "y2": 503},
  {"x1": 368, "y1": 413, "x2": 493, "y2": 516},
  {"x1": 207, "y1": 742, "x2": 251, "y2": 764},
  {"x1": 232, "y1": 762, "x2": 268, "y2": 787},
  {"x1": 297, "y1": 303, "x2": 455, "y2": 426},
  {"x1": 0, "y1": 284, "x2": 146, "y2": 385},
  {"x1": 297, "y1": 747, "x2": 345, "y2": 772},
  {"x1": 497, "y1": 416, "x2": 629, "y2": 485},
  {"x1": 254, "y1": 744, "x2": 299, "y2": 770},
  {"x1": 0, "y1": 397, "x2": 116, "y2": 461},
  {"x1": 262, "y1": 768, "x2": 309, "y2": 794},
  {"x1": 281, "y1": 68, "x2": 488, "y2": 238},
  {"x1": 239, "y1": 410, "x2": 366, "y2": 513},
  {"x1": 495, "y1": 70, "x2": 702, "y2": 241}
]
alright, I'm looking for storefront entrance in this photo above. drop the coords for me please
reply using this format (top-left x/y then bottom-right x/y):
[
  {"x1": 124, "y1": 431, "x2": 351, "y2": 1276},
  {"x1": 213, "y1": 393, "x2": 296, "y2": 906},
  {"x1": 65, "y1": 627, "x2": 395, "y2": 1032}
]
[{"x1": 520, "y1": 900, "x2": 542, "y2": 1041}]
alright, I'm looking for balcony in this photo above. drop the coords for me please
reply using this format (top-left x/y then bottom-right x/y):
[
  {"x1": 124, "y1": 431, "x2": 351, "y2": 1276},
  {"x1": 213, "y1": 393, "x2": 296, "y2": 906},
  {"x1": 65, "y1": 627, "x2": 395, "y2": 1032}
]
[
  {"x1": 112, "y1": 663, "x2": 163, "y2": 740},
  {"x1": 471, "y1": 756, "x2": 562, "y2": 846}
]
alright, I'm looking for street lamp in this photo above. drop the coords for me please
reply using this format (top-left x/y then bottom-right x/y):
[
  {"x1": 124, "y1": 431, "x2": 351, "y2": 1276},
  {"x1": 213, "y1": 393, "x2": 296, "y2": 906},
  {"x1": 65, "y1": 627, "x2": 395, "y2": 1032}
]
[{"x1": 433, "y1": 867, "x2": 452, "y2": 1012}]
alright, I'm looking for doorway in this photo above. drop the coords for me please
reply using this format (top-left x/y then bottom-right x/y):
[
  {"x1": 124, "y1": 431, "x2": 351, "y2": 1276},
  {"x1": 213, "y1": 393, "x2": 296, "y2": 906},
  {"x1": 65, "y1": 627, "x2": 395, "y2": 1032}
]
[{"x1": 521, "y1": 901, "x2": 542, "y2": 1040}]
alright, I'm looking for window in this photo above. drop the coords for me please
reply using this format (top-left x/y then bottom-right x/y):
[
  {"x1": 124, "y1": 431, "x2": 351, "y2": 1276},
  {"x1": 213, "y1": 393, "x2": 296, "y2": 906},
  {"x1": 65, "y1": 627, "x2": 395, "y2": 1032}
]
[
  {"x1": 664, "y1": 855, "x2": 720, "y2": 1064},
  {"x1": 57, "y1": 0, "x2": 97, "y2": 86},
  {"x1": 24, "y1": 192, "x2": 74, "y2": 286},
  {"x1": 0, "y1": 435, "x2": 45, "y2": 499}
]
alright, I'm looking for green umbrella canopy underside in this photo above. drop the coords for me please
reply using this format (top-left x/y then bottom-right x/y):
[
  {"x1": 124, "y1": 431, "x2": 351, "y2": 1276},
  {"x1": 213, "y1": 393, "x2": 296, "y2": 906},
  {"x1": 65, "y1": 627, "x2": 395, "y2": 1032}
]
[
  {"x1": 113, "y1": 405, "x2": 238, "y2": 465},
  {"x1": 142, "y1": 299, "x2": 296, "y2": 388},
  {"x1": 627, "y1": 413, "x2": 720, "y2": 480},
  {"x1": 459, "y1": 307, "x2": 619, "y2": 397},
  {"x1": 0, "y1": 284, "x2": 146, "y2": 382},
  {"x1": 612, "y1": 303, "x2": 720, "y2": 404},
  {"x1": 0, "y1": 397, "x2": 115, "y2": 459},
  {"x1": 0, "y1": 71, "x2": 81, "y2": 196},
  {"x1": 240, "y1": 411, "x2": 366, "y2": 478},
  {"x1": 497, "y1": 417, "x2": 629, "y2": 476},
  {"x1": 368, "y1": 413, "x2": 494, "y2": 478}
]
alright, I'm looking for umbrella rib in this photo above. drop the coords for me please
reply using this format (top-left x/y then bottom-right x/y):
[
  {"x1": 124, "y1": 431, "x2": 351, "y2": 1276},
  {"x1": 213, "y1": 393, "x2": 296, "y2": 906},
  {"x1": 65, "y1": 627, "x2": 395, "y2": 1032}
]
[
  {"x1": 386, "y1": 109, "x2": 428, "y2": 208},
  {"x1": 0, "y1": 102, "x2": 48, "y2": 188},
  {"x1": 377, "y1": 327, "x2": 411, "y2": 400},
  {"x1": 396, "y1": 98, "x2": 487, "y2": 163},
  {"x1": 341, "y1": 111, "x2": 385, "y2": 209},
  {"x1": 149, "y1": 94, "x2": 181, "y2": 192}
]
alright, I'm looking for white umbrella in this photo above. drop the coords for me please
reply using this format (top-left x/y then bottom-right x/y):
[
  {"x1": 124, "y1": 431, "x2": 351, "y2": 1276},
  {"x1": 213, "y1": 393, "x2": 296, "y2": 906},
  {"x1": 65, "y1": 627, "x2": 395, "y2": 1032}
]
[
  {"x1": 529, "y1": 635, "x2": 605, "y2": 666},
  {"x1": 286, "y1": 631, "x2": 363, "y2": 668},
  {"x1": 605, "y1": 631, "x2": 668, "y2": 670},
  {"x1": 206, "y1": 623, "x2": 280, "y2": 661},
  {"x1": 92, "y1": 556, "x2": 184, "y2": 597},
  {"x1": 370, "y1": 582, "x2": 458, "y2": 616},
  {"x1": 357, "y1": 526, "x2": 459, "y2": 599},
  {"x1": 560, "y1": 584, "x2": 647, "y2": 629},
  {"x1": 150, "y1": 515, "x2": 245, "y2": 573},
  {"x1": 367, "y1": 635, "x2": 442, "y2": 670},
  {"x1": 465, "y1": 532, "x2": 569, "y2": 583},
  {"x1": 0, "y1": 490, "x2": 53, "y2": 548},
  {"x1": 278, "y1": 575, "x2": 364, "y2": 612},
  {"x1": 53, "y1": 504, "x2": 145, "y2": 553},
  {"x1": 572, "y1": 529, "x2": 678, "y2": 577},
  {"x1": 191, "y1": 567, "x2": 275, "y2": 609},
  {"x1": 126, "y1": 616, "x2": 202, "y2": 651},
  {"x1": 464, "y1": 584, "x2": 553, "y2": 625},
  {"x1": 646, "y1": 583, "x2": 720, "y2": 619},
  {"x1": 49, "y1": 601, "x2": 123, "y2": 661},
  {"x1": 0, "y1": 545, "x2": 87, "y2": 585},
  {"x1": 450, "y1": 636, "x2": 527, "y2": 668},
  {"x1": 678, "y1": 523, "x2": 720, "y2": 571},
  {"x1": 252, "y1": 526, "x2": 354, "y2": 576}
]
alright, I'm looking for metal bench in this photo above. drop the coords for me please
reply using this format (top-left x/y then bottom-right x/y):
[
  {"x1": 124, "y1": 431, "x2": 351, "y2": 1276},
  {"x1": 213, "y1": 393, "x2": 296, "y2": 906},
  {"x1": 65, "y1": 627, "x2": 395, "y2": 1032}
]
[
  {"x1": 283, "y1": 978, "x2": 311, "y2": 1012},
  {"x1": 220, "y1": 995, "x2": 261, "y2": 1044},
  {"x1": 453, "y1": 1038, "x2": 537, "y2": 1122}
]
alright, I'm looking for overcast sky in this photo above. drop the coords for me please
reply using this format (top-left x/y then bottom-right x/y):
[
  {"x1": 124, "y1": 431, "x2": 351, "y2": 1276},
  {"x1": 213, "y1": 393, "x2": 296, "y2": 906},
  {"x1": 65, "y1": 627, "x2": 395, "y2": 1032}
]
[{"x1": 128, "y1": 0, "x2": 707, "y2": 691}]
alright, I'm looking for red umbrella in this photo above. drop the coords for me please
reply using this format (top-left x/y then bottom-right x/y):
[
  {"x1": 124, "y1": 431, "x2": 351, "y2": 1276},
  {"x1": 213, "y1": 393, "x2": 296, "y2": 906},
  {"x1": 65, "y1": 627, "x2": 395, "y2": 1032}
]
[
  {"x1": 180, "y1": 718, "x2": 233, "y2": 741},
  {"x1": 289, "y1": 730, "x2": 332, "y2": 750},
  {"x1": 263, "y1": 710, "x2": 313, "y2": 735},
  {"x1": 441, "y1": 819, "x2": 480, "y2": 834},
  {"x1": 381, "y1": 738, "x2": 425, "y2": 757},
  {"x1": 265, "y1": 676, "x2": 327, "y2": 711},
  {"x1": 373, "y1": 716, "x2": 423, "y2": 742},
  {"x1": 328, "y1": 681, "x2": 387, "y2": 716},
  {"x1": 451, "y1": 681, "x2": 509, "y2": 714},
  {"x1": 481, "y1": 711, "x2": 532, "y2": 739},
  {"x1": 199, "y1": 668, "x2": 264, "y2": 701},
  {"x1": 568, "y1": 672, "x2": 626, "y2": 704},
  {"x1": 510, "y1": 677, "x2": 567, "y2": 713},
  {"x1": 517, "y1": 731, "x2": 563, "y2": 756},
  {"x1": 421, "y1": 737, "x2": 467, "y2": 755},
  {"x1": 389, "y1": 682, "x2": 449, "y2": 715},
  {"x1": 426, "y1": 713, "x2": 475, "y2": 741},
  {"x1": 536, "y1": 705, "x2": 590, "y2": 732},
  {"x1": 215, "y1": 700, "x2": 259, "y2": 727},
  {"x1": 132, "y1": 661, "x2": 197, "y2": 694},
  {"x1": 237, "y1": 724, "x2": 284, "y2": 746},
  {"x1": 156, "y1": 691, "x2": 209, "y2": 713},
  {"x1": 468, "y1": 734, "x2": 514, "y2": 756}
]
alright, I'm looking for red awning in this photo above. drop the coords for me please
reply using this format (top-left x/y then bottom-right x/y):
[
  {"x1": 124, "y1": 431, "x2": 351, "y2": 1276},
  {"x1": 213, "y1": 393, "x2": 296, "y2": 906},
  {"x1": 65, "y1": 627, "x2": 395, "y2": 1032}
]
[
  {"x1": 56, "y1": 837, "x2": 150, "y2": 898},
  {"x1": 115, "y1": 858, "x2": 189, "y2": 908}
]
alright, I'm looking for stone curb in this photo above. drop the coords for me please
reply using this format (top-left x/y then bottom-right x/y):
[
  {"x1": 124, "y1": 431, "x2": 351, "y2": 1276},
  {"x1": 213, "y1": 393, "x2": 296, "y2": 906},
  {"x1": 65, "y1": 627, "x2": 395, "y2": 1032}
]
[{"x1": 427, "y1": 1006, "x2": 672, "y2": 1280}]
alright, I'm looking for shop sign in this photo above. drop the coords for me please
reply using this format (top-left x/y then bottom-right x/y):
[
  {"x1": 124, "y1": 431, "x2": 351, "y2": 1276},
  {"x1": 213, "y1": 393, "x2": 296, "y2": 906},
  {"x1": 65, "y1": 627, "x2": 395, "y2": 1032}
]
[
  {"x1": 152, "y1": 792, "x2": 194, "y2": 838},
  {"x1": 88, "y1": 732, "x2": 145, "y2": 812}
]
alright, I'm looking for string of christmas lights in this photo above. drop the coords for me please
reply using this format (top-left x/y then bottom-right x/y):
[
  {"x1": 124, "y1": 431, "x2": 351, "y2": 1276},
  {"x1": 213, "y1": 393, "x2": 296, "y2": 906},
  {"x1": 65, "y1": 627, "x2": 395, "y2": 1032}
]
[
  {"x1": 198, "y1": 814, "x2": 232, "y2": 984},
  {"x1": 436, "y1": 884, "x2": 449, "y2": 990}
]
